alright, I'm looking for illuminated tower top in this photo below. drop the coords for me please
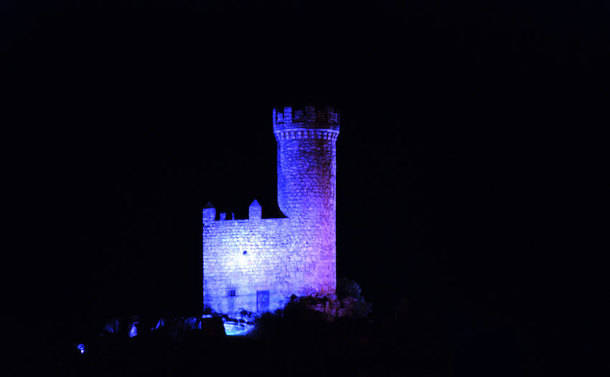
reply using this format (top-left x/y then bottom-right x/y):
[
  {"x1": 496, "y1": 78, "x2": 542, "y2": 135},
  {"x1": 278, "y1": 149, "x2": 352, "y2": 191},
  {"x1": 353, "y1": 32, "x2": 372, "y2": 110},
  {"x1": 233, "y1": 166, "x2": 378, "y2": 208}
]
[
  {"x1": 273, "y1": 105, "x2": 340, "y2": 140},
  {"x1": 273, "y1": 105, "x2": 339, "y2": 222}
]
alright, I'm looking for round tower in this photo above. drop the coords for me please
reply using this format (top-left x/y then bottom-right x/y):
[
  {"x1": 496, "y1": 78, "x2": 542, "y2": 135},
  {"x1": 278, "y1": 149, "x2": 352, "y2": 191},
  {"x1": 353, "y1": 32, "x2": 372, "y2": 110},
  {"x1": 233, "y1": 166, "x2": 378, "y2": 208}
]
[{"x1": 273, "y1": 105, "x2": 339, "y2": 294}]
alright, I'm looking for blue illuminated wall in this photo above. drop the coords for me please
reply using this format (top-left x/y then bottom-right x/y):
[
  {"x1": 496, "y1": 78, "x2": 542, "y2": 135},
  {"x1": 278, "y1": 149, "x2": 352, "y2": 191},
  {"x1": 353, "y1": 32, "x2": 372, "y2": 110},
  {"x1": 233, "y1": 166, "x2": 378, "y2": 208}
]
[{"x1": 203, "y1": 106, "x2": 339, "y2": 315}]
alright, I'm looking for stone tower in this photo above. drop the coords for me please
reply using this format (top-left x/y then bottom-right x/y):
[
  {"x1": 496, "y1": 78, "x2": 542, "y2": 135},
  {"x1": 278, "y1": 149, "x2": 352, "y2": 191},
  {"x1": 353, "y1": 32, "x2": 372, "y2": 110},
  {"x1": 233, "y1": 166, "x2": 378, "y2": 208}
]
[
  {"x1": 273, "y1": 105, "x2": 340, "y2": 294},
  {"x1": 202, "y1": 105, "x2": 339, "y2": 315}
]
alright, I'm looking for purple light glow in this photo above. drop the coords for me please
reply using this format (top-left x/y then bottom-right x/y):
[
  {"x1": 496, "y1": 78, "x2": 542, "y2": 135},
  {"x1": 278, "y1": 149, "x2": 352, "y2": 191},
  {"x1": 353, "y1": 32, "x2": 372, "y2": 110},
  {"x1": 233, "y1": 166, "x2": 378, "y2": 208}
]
[{"x1": 129, "y1": 322, "x2": 138, "y2": 338}]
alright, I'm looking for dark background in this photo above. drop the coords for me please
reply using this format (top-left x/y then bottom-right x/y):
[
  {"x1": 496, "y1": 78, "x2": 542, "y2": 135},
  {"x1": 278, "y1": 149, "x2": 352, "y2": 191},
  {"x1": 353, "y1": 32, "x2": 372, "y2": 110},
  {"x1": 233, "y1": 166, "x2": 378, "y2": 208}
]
[{"x1": 2, "y1": 1, "x2": 607, "y2": 374}]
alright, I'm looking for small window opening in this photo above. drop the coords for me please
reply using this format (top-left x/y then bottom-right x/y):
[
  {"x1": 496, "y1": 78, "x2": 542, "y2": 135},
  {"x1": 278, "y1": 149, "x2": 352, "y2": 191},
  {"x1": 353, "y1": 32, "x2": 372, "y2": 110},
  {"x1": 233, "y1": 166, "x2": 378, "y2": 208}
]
[
  {"x1": 228, "y1": 289, "x2": 236, "y2": 297},
  {"x1": 243, "y1": 250, "x2": 247, "y2": 255}
]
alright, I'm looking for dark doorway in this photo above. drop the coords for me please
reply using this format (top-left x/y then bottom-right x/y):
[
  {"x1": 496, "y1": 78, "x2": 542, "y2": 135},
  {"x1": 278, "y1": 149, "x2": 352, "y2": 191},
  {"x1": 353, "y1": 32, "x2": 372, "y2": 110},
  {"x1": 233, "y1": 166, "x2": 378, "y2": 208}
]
[{"x1": 256, "y1": 290, "x2": 270, "y2": 313}]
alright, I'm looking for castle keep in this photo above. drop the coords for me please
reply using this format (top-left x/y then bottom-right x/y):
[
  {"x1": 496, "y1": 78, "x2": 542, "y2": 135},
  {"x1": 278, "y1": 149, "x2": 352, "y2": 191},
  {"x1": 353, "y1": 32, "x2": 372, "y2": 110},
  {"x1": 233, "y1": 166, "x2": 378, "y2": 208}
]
[{"x1": 202, "y1": 106, "x2": 339, "y2": 315}]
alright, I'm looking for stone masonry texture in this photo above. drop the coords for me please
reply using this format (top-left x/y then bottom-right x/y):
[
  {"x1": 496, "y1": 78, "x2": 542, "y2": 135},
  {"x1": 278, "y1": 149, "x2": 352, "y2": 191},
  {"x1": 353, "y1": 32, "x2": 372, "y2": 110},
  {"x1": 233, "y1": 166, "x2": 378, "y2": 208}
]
[{"x1": 203, "y1": 105, "x2": 339, "y2": 316}]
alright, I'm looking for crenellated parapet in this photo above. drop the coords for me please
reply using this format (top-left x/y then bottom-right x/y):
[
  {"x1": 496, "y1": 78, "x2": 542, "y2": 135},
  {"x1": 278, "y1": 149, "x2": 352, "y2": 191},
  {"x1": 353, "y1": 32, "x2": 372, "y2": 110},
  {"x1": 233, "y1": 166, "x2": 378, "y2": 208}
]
[
  {"x1": 273, "y1": 105, "x2": 340, "y2": 137},
  {"x1": 202, "y1": 199, "x2": 262, "y2": 224},
  {"x1": 202, "y1": 202, "x2": 216, "y2": 225}
]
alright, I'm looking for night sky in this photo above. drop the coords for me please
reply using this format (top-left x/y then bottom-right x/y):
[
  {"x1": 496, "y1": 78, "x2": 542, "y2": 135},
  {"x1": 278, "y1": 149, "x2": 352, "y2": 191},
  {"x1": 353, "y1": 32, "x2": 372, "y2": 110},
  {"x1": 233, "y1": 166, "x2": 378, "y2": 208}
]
[{"x1": 2, "y1": 1, "x2": 607, "y2": 373}]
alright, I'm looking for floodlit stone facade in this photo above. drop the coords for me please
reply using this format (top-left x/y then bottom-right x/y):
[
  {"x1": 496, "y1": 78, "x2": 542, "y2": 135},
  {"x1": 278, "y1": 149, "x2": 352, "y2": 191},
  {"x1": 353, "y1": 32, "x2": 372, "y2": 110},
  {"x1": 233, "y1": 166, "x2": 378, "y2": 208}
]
[{"x1": 203, "y1": 105, "x2": 339, "y2": 315}]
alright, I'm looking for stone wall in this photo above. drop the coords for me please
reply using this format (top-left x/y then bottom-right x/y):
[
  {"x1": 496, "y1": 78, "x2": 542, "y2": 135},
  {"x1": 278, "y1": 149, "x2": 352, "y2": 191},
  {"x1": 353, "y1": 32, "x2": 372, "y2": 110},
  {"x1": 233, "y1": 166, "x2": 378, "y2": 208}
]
[
  {"x1": 273, "y1": 106, "x2": 338, "y2": 297},
  {"x1": 203, "y1": 217, "x2": 292, "y2": 314},
  {"x1": 203, "y1": 105, "x2": 339, "y2": 315}
]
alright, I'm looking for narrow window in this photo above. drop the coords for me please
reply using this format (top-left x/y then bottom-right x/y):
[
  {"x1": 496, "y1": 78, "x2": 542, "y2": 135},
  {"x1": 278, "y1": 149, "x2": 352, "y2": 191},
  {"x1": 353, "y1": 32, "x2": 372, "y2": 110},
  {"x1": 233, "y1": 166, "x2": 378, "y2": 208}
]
[{"x1": 227, "y1": 289, "x2": 236, "y2": 314}]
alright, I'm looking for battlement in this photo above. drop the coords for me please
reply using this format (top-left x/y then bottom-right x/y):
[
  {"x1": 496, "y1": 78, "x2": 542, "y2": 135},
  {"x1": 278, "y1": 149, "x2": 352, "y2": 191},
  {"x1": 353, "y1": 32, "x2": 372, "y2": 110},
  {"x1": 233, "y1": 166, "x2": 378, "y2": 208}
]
[{"x1": 273, "y1": 106, "x2": 340, "y2": 138}]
